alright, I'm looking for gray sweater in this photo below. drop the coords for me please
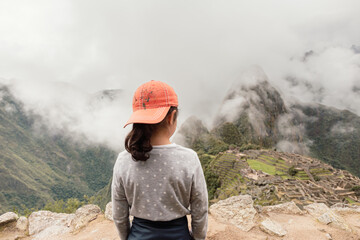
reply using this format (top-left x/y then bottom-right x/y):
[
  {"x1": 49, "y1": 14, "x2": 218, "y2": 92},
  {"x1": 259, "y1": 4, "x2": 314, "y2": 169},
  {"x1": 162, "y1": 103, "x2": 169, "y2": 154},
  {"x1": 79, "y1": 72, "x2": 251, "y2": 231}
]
[{"x1": 112, "y1": 143, "x2": 208, "y2": 240}]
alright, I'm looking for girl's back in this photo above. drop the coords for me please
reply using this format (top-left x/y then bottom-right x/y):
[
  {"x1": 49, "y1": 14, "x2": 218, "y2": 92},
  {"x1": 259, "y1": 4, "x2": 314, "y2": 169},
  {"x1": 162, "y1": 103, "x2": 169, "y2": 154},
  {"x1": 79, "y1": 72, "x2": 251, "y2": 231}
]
[{"x1": 112, "y1": 80, "x2": 208, "y2": 240}]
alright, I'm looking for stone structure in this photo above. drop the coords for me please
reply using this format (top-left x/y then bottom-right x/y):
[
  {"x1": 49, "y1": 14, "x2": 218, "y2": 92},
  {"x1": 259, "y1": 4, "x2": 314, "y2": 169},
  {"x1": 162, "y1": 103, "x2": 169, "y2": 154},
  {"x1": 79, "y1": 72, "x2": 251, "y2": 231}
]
[{"x1": 212, "y1": 149, "x2": 360, "y2": 207}]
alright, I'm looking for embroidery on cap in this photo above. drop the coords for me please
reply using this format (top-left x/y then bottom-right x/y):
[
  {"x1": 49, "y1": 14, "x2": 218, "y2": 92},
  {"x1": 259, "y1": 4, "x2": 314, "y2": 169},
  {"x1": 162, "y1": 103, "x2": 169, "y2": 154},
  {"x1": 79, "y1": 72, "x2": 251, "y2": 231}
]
[{"x1": 140, "y1": 89, "x2": 153, "y2": 110}]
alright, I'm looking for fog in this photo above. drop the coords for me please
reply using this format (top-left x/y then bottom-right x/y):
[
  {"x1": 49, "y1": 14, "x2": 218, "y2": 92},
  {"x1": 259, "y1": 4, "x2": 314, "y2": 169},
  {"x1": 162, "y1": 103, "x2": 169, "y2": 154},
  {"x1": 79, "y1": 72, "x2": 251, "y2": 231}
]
[{"x1": 0, "y1": 0, "x2": 359, "y2": 150}]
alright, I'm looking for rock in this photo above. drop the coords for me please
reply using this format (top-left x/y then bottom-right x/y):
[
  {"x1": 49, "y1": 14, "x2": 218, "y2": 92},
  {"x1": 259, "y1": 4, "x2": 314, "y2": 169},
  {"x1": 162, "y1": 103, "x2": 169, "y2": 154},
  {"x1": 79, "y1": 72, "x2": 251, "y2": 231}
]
[
  {"x1": 32, "y1": 225, "x2": 72, "y2": 240},
  {"x1": 317, "y1": 211, "x2": 338, "y2": 224},
  {"x1": 16, "y1": 216, "x2": 28, "y2": 231},
  {"x1": 28, "y1": 211, "x2": 75, "y2": 236},
  {"x1": 325, "y1": 233, "x2": 332, "y2": 239},
  {"x1": 260, "y1": 218, "x2": 287, "y2": 237},
  {"x1": 0, "y1": 212, "x2": 19, "y2": 225},
  {"x1": 317, "y1": 211, "x2": 351, "y2": 232},
  {"x1": 209, "y1": 195, "x2": 257, "y2": 232},
  {"x1": 304, "y1": 203, "x2": 351, "y2": 232},
  {"x1": 71, "y1": 204, "x2": 101, "y2": 230},
  {"x1": 105, "y1": 202, "x2": 113, "y2": 221},
  {"x1": 304, "y1": 203, "x2": 329, "y2": 218},
  {"x1": 263, "y1": 202, "x2": 303, "y2": 215},
  {"x1": 254, "y1": 205, "x2": 263, "y2": 213}
]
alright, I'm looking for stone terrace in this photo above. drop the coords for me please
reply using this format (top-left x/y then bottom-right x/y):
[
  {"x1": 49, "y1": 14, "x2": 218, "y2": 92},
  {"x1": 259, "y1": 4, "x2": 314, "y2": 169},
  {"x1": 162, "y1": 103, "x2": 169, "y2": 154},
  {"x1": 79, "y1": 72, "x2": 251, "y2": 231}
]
[{"x1": 212, "y1": 149, "x2": 360, "y2": 207}]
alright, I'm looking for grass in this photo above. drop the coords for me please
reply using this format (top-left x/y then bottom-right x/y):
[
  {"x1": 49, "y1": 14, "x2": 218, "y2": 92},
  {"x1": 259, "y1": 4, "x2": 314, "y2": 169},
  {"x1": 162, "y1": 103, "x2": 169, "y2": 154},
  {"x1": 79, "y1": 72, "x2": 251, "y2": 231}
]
[
  {"x1": 345, "y1": 197, "x2": 360, "y2": 205},
  {"x1": 247, "y1": 159, "x2": 278, "y2": 175},
  {"x1": 247, "y1": 157, "x2": 311, "y2": 180}
]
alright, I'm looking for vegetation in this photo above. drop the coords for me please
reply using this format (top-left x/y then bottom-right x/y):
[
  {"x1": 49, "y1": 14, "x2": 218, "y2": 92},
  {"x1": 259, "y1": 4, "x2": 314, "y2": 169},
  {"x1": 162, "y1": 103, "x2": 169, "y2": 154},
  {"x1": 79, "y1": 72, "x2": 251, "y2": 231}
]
[
  {"x1": 43, "y1": 198, "x2": 83, "y2": 214},
  {"x1": 90, "y1": 178, "x2": 113, "y2": 210},
  {"x1": 208, "y1": 153, "x2": 248, "y2": 200},
  {"x1": 214, "y1": 122, "x2": 242, "y2": 145},
  {"x1": 288, "y1": 166, "x2": 298, "y2": 176},
  {"x1": 352, "y1": 185, "x2": 360, "y2": 196},
  {"x1": 247, "y1": 159, "x2": 277, "y2": 175},
  {"x1": 191, "y1": 135, "x2": 229, "y2": 155},
  {"x1": 204, "y1": 169, "x2": 221, "y2": 200},
  {"x1": 313, "y1": 175, "x2": 321, "y2": 181},
  {"x1": 198, "y1": 154, "x2": 220, "y2": 200},
  {"x1": 239, "y1": 143, "x2": 261, "y2": 151},
  {"x1": 300, "y1": 105, "x2": 360, "y2": 178},
  {"x1": 13, "y1": 195, "x2": 101, "y2": 217}
]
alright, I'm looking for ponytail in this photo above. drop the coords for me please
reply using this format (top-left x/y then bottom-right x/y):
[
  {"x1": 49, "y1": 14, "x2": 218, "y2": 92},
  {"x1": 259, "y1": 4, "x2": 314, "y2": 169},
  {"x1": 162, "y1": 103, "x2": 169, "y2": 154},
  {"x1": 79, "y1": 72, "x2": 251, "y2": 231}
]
[{"x1": 125, "y1": 106, "x2": 178, "y2": 161}]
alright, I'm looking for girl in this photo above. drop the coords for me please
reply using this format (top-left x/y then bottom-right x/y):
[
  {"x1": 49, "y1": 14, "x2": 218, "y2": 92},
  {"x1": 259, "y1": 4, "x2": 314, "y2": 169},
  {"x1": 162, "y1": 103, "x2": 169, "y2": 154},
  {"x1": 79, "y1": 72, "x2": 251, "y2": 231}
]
[{"x1": 112, "y1": 80, "x2": 208, "y2": 240}]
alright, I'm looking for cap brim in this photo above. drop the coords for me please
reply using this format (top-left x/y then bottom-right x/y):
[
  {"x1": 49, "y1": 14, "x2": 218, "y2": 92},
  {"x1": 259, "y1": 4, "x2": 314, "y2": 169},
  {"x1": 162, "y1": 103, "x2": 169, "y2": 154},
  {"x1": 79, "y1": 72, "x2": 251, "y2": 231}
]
[{"x1": 123, "y1": 106, "x2": 171, "y2": 128}]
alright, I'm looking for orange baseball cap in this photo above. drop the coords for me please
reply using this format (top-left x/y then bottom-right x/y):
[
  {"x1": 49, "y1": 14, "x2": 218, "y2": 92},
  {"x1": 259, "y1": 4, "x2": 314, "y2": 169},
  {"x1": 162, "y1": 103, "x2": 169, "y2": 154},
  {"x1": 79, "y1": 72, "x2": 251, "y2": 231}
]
[{"x1": 124, "y1": 80, "x2": 178, "y2": 128}]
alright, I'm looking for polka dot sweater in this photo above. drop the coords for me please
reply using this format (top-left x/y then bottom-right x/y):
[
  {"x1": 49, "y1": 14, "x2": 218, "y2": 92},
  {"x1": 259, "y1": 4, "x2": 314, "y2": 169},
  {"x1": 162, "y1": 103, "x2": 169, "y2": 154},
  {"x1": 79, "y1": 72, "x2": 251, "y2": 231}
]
[{"x1": 112, "y1": 143, "x2": 208, "y2": 240}]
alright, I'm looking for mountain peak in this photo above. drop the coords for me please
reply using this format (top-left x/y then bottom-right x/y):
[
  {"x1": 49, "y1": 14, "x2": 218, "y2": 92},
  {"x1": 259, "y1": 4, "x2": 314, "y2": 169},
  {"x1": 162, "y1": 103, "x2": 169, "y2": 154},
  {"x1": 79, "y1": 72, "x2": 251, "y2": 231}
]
[
  {"x1": 232, "y1": 65, "x2": 269, "y2": 88},
  {"x1": 214, "y1": 67, "x2": 287, "y2": 143}
]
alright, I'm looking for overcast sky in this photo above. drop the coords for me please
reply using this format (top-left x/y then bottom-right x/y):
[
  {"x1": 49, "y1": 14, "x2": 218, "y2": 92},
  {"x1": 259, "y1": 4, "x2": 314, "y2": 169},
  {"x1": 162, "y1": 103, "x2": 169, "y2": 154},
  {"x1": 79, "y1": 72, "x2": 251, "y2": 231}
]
[{"x1": 0, "y1": 0, "x2": 359, "y2": 150}]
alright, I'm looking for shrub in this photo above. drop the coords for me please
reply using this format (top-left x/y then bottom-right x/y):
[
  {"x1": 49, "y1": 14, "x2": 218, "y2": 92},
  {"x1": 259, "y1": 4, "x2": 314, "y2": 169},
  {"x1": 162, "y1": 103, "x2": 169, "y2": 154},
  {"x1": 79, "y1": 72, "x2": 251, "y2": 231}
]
[
  {"x1": 204, "y1": 169, "x2": 220, "y2": 200},
  {"x1": 43, "y1": 198, "x2": 84, "y2": 213},
  {"x1": 313, "y1": 175, "x2": 321, "y2": 181},
  {"x1": 352, "y1": 185, "x2": 360, "y2": 196},
  {"x1": 288, "y1": 166, "x2": 298, "y2": 176},
  {"x1": 239, "y1": 143, "x2": 261, "y2": 151}
]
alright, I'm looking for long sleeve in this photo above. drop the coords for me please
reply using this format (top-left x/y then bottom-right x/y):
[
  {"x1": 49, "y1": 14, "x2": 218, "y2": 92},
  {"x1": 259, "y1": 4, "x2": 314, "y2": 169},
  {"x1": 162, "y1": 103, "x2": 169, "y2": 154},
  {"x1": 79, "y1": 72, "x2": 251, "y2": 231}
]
[
  {"x1": 190, "y1": 156, "x2": 208, "y2": 240},
  {"x1": 112, "y1": 166, "x2": 130, "y2": 240}
]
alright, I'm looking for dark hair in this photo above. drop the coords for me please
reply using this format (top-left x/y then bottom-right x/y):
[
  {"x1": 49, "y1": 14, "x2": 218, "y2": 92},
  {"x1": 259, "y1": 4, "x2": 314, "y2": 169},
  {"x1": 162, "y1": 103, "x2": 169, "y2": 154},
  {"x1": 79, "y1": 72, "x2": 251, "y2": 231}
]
[{"x1": 125, "y1": 106, "x2": 178, "y2": 161}]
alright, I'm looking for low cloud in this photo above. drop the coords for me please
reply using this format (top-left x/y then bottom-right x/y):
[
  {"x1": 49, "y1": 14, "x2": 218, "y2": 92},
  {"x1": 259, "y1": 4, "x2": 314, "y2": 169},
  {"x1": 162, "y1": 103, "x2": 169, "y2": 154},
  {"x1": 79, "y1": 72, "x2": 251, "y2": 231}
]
[
  {"x1": 5, "y1": 79, "x2": 132, "y2": 151},
  {"x1": 331, "y1": 122, "x2": 356, "y2": 135},
  {"x1": 277, "y1": 46, "x2": 360, "y2": 115},
  {"x1": 276, "y1": 140, "x2": 312, "y2": 155}
]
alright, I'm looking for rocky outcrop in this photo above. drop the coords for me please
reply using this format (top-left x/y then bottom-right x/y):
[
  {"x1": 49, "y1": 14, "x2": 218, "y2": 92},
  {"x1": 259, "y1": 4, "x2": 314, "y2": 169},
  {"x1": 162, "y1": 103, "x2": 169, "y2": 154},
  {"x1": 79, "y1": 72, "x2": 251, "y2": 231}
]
[
  {"x1": 260, "y1": 218, "x2": 287, "y2": 236},
  {"x1": 0, "y1": 212, "x2": 18, "y2": 226},
  {"x1": 1, "y1": 199, "x2": 359, "y2": 239},
  {"x1": 105, "y1": 202, "x2": 113, "y2": 221},
  {"x1": 15, "y1": 216, "x2": 28, "y2": 232},
  {"x1": 304, "y1": 203, "x2": 330, "y2": 218},
  {"x1": 209, "y1": 195, "x2": 257, "y2": 231},
  {"x1": 262, "y1": 201, "x2": 304, "y2": 215},
  {"x1": 27, "y1": 204, "x2": 101, "y2": 238},
  {"x1": 304, "y1": 203, "x2": 351, "y2": 232},
  {"x1": 28, "y1": 211, "x2": 74, "y2": 237},
  {"x1": 71, "y1": 204, "x2": 101, "y2": 230}
]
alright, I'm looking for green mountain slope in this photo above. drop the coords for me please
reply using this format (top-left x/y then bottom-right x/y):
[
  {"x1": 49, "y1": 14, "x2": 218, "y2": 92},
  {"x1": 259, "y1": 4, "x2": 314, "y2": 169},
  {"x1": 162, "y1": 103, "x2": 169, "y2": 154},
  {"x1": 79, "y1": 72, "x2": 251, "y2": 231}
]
[
  {"x1": 295, "y1": 104, "x2": 360, "y2": 176},
  {"x1": 0, "y1": 85, "x2": 116, "y2": 214}
]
